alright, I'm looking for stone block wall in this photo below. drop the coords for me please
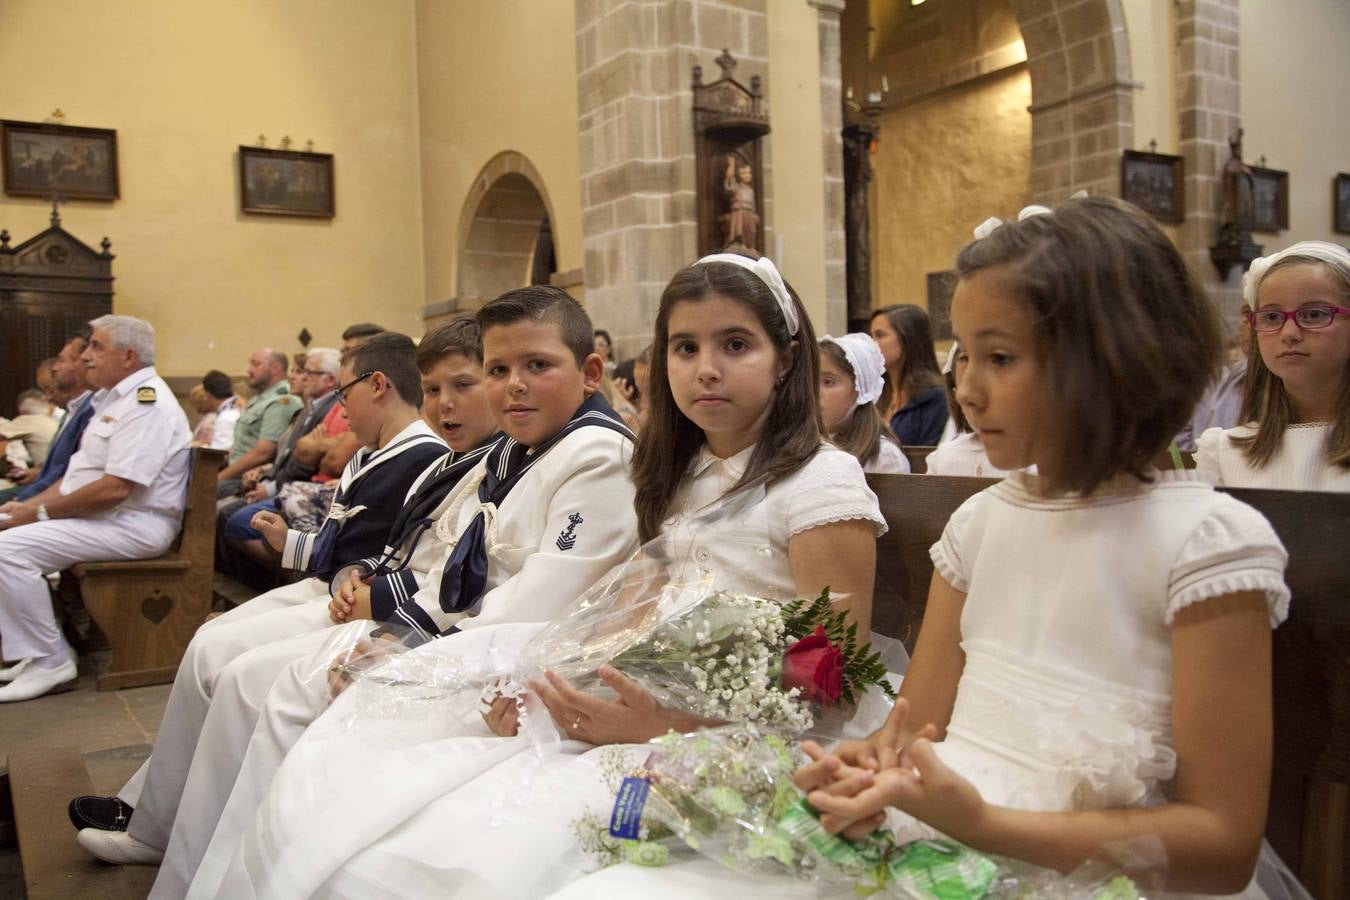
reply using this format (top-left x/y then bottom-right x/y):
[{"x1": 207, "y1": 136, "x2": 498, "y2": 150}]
[{"x1": 574, "y1": 0, "x2": 771, "y2": 357}]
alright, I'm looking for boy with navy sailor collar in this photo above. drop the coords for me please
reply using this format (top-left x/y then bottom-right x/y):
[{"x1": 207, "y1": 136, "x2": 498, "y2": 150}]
[
  {"x1": 69, "y1": 331, "x2": 471, "y2": 868},
  {"x1": 132, "y1": 287, "x2": 641, "y2": 897}
]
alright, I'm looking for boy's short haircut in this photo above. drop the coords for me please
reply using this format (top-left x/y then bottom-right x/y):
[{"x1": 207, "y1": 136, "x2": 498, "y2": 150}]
[
  {"x1": 341, "y1": 332, "x2": 424, "y2": 408},
  {"x1": 202, "y1": 369, "x2": 233, "y2": 399},
  {"x1": 475, "y1": 286, "x2": 593, "y2": 366},
  {"x1": 416, "y1": 318, "x2": 483, "y2": 372},
  {"x1": 342, "y1": 322, "x2": 385, "y2": 342}
]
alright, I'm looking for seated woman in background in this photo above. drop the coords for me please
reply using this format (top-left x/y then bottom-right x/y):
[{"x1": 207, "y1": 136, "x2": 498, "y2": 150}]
[
  {"x1": 819, "y1": 333, "x2": 909, "y2": 474},
  {"x1": 924, "y1": 342, "x2": 1015, "y2": 478},
  {"x1": 1197, "y1": 241, "x2": 1350, "y2": 491},
  {"x1": 869, "y1": 304, "x2": 948, "y2": 446}
]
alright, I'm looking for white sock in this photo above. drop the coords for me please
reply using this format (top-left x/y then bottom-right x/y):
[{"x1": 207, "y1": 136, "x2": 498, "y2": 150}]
[{"x1": 34, "y1": 654, "x2": 70, "y2": 670}]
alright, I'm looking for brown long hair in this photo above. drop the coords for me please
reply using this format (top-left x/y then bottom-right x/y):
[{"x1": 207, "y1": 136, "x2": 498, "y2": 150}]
[
  {"x1": 632, "y1": 261, "x2": 822, "y2": 542},
  {"x1": 872, "y1": 304, "x2": 944, "y2": 413},
  {"x1": 954, "y1": 196, "x2": 1222, "y2": 495},
  {"x1": 819, "y1": 339, "x2": 897, "y2": 467},
  {"x1": 1233, "y1": 254, "x2": 1350, "y2": 469}
]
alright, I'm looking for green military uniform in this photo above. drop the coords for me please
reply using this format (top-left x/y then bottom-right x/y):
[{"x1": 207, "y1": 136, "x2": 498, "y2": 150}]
[{"x1": 219, "y1": 380, "x2": 302, "y2": 495}]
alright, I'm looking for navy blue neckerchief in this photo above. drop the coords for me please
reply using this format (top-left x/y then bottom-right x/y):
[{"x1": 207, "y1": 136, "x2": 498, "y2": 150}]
[
  {"x1": 437, "y1": 393, "x2": 633, "y2": 614},
  {"x1": 305, "y1": 428, "x2": 444, "y2": 576},
  {"x1": 371, "y1": 434, "x2": 505, "y2": 575}
]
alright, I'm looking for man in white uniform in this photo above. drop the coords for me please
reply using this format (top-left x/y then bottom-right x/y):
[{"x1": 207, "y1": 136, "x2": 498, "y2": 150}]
[{"x1": 0, "y1": 315, "x2": 192, "y2": 702}]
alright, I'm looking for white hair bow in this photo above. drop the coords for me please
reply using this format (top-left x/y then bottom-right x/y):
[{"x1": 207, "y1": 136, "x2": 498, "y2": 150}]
[
  {"x1": 696, "y1": 253, "x2": 800, "y2": 336},
  {"x1": 972, "y1": 193, "x2": 1087, "y2": 240}
]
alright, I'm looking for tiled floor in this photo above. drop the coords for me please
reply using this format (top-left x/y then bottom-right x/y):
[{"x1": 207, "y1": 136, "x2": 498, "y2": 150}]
[{"x1": 1, "y1": 655, "x2": 169, "y2": 899}]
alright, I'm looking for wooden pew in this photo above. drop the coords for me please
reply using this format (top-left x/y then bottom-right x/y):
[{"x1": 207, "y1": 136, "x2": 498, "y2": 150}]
[
  {"x1": 70, "y1": 447, "x2": 225, "y2": 691},
  {"x1": 901, "y1": 445, "x2": 935, "y2": 475},
  {"x1": 866, "y1": 473, "x2": 1350, "y2": 898}
]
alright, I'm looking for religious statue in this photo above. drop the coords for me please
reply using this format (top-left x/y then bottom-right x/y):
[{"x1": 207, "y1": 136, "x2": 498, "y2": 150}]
[
  {"x1": 1219, "y1": 129, "x2": 1256, "y2": 239},
  {"x1": 720, "y1": 154, "x2": 759, "y2": 252},
  {"x1": 1210, "y1": 127, "x2": 1263, "y2": 278}
]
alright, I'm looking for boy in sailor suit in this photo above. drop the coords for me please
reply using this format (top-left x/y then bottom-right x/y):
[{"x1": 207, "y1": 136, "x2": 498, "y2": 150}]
[
  {"x1": 148, "y1": 286, "x2": 640, "y2": 898},
  {"x1": 71, "y1": 332, "x2": 459, "y2": 867}
]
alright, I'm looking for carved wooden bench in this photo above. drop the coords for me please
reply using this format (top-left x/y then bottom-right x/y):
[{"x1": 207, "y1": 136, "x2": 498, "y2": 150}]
[
  {"x1": 70, "y1": 447, "x2": 225, "y2": 691},
  {"x1": 866, "y1": 473, "x2": 1349, "y2": 898}
]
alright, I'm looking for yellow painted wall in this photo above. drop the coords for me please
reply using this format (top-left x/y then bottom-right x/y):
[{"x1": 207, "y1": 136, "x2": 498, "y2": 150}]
[
  {"x1": 0, "y1": 0, "x2": 425, "y2": 378},
  {"x1": 872, "y1": 66, "x2": 1033, "y2": 309},
  {"x1": 415, "y1": 0, "x2": 583, "y2": 308},
  {"x1": 1120, "y1": 0, "x2": 1175, "y2": 154},
  {"x1": 1240, "y1": 0, "x2": 1350, "y2": 246},
  {"x1": 767, "y1": 0, "x2": 829, "y2": 334}
]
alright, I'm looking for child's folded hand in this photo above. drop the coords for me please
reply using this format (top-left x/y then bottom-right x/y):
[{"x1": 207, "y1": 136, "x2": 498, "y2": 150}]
[{"x1": 808, "y1": 738, "x2": 986, "y2": 843}]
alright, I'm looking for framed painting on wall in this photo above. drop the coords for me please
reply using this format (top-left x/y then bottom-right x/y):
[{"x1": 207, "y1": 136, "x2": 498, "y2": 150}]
[
  {"x1": 1121, "y1": 149, "x2": 1184, "y2": 224},
  {"x1": 1336, "y1": 173, "x2": 1350, "y2": 235},
  {"x1": 926, "y1": 270, "x2": 956, "y2": 341},
  {"x1": 239, "y1": 146, "x2": 334, "y2": 218},
  {"x1": 1, "y1": 120, "x2": 119, "y2": 200},
  {"x1": 1250, "y1": 165, "x2": 1289, "y2": 233}
]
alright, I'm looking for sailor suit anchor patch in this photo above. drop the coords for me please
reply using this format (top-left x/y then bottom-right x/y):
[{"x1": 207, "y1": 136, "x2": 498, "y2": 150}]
[{"x1": 555, "y1": 513, "x2": 584, "y2": 551}]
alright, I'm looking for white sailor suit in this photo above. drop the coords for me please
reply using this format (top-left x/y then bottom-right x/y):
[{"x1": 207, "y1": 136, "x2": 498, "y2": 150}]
[
  {"x1": 0, "y1": 366, "x2": 190, "y2": 666},
  {"x1": 172, "y1": 414, "x2": 640, "y2": 899},
  {"x1": 115, "y1": 420, "x2": 445, "y2": 858}
]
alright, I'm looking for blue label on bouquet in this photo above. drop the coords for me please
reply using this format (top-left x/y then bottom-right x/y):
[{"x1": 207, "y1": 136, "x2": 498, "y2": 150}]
[{"x1": 608, "y1": 776, "x2": 651, "y2": 839}]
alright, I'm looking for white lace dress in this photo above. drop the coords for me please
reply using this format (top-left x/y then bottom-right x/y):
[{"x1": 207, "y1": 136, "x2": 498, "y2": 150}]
[
  {"x1": 1196, "y1": 423, "x2": 1350, "y2": 492},
  {"x1": 924, "y1": 432, "x2": 1014, "y2": 478},
  {"x1": 203, "y1": 443, "x2": 890, "y2": 899},
  {"x1": 552, "y1": 471, "x2": 1297, "y2": 900}
]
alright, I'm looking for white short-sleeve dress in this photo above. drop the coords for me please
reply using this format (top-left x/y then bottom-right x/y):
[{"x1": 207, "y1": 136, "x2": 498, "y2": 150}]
[{"x1": 1196, "y1": 423, "x2": 1350, "y2": 492}]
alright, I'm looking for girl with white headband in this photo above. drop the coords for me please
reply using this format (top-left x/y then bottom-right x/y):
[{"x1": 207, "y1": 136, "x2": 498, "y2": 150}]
[
  {"x1": 1196, "y1": 240, "x2": 1350, "y2": 491},
  {"x1": 819, "y1": 333, "x2": 910, "y2": 474}
]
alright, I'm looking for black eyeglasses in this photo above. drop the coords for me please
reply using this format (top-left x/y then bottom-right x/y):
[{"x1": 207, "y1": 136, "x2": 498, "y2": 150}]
[
  {"x1": 336, "y1": 370, "x2": 375, "y2": 406},
  {"x1": 1245, "y1": 305, "x2": 1350, "y2": 333}
]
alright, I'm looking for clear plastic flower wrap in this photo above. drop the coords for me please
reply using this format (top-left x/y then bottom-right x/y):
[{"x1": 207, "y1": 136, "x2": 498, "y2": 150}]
[
  {"x1": 300, "y1": 486, "x2": 899, "y2": 743},
  {"x1": 577, "y1": 723, "x2": 1170, "y2": 899}
]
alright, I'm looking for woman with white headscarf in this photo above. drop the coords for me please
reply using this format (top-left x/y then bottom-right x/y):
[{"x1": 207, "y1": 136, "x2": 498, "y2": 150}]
[
  {"x1": 818, "y1": 334, "x2": 910, "y2": 474},
  {"x1": 1196, "y1": 240, "x2": 1350, "y2": 491}
]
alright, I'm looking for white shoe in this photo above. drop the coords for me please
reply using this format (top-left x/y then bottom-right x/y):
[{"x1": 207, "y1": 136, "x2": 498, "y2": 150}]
[
  {"x1": 0, "y1": 658, "x2": 77, "y2": 702},
  {"x1": 0, "y1": 658, "x2": 32, "y2": 683},
  {"x1": 76, "y1": 828, "x2": 165, "y2": 866}
]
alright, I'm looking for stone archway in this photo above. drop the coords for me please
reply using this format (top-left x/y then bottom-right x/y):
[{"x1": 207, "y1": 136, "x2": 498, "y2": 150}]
[
  {"x1": 452, "y1": 150, "x2": 557, "y2": 312},
  {"x1": 1008, "y1": 0, "x2": 1135, "y2": 204}
]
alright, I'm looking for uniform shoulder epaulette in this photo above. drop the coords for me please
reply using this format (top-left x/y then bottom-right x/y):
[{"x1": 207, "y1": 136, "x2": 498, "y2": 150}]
[{"x1": 137, "y1": 386, "x2": 157, "y2": 404}]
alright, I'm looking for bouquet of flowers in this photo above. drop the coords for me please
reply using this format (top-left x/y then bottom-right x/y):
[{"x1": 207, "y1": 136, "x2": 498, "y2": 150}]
[
  {"x1": 584, "y1": 587, "x2": 896, "y2": 734},
  {"x1": 575, "y1": 724, "x2": 1158, "y2": 899}
]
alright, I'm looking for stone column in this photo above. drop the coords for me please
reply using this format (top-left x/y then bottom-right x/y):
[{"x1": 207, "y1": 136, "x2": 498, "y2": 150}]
[
  {"x1": 1175, "y1": 0, "x2": 1243, "y2": 318},
  {"x1": 574, "y1": 0, "x2": 769, "y2": 357},
  {"x1": 811, "y1": 0, "x2": 847, "y2": 335}
]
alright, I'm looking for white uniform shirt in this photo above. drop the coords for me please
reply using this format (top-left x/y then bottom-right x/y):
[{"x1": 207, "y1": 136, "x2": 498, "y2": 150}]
[
  {"x1": 62, "y1": 366, "x2": 193, "y2": 519},
  {"x1": 409, "y1": 427, "x2": 638, "y2": 634}
]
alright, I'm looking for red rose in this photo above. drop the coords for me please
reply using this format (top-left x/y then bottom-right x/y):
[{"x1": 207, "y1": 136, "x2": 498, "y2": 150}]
[{"x1": 782, "y1": 625, "x2": 845, "y2": 706}]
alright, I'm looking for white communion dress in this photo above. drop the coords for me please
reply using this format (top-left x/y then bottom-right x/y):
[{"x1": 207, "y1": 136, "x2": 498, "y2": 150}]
[
  {"x1": 551, "y1": 470, "x2": 1305, "y2": 900},
  {"x1": 1196, "y1": 422, "x2": 1350, "y2": 491},
  {"x1": 196, "y1": 444, "x2": 892, "y2": 899}
]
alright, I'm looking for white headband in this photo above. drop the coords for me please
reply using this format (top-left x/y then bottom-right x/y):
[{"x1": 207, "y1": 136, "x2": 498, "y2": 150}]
[
  {"x1": 696, "y1": 253, "x2": 800, "y2": 336},
  {"x1": 822, "y1": 333, "x2": 885, "y2": 407},
  {"x1": 1242, "y1": 240, "x2": 1350, "y2": 310}
]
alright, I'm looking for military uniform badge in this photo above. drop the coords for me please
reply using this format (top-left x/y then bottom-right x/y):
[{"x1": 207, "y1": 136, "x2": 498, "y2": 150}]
[{"x1": 137, "y1": 386, "x2": 158, "y2": 404}]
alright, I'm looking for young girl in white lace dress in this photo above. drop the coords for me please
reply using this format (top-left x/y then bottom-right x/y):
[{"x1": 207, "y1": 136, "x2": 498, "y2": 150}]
[
  {"x1": 1196, "y1": 241, "x2": 1350, "y2": 491},
  {"x1": 199, "y1": 254, "x2": 892, "y2": 898},
  {"x1": 797, "y1": 197, "x2": 1297, "y2": 898}
]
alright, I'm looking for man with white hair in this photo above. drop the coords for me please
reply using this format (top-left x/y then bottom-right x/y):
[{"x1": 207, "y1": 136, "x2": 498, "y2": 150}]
[{"x1": 0, "y1": 314, "x2": 192, "y2": 702}]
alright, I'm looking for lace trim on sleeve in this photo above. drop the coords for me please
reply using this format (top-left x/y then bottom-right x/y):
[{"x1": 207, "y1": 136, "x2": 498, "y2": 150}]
[
  {"x1": 785, "y1": 448, "x2": 887, "y2": 539},
  {"x1": 1167, "y1": 496, "x2": 1291, "y2": 627}
]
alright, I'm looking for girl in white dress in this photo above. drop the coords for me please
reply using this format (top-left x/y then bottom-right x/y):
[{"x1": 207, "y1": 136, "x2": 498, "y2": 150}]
[
  {"x1": 796, "y1": 197, "x2": 1298, "y2": 898},
  {"x1": 924, "y1": 343, "x2": 1014, "y2": 478},
  {"x1": 818, "y1": 333, "x2": 910, "y2": 474},
  {"x1": 202, "y1": 254, "x2": 891, "y2": 898},
  {"x1": 1196, "y1": 241, "x2": 1350, "y2": 491}
]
